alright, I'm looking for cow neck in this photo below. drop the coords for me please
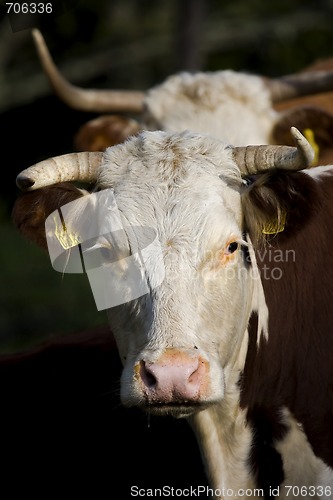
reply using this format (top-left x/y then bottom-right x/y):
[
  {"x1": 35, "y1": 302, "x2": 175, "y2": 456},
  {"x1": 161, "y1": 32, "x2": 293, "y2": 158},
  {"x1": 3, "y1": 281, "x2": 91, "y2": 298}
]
[
  {"x1": 186, "y1": 250, "x2": 268, "y2": 499},
  {"x1": 188, "y1": 359, "x2": 256, "y2": 499}
]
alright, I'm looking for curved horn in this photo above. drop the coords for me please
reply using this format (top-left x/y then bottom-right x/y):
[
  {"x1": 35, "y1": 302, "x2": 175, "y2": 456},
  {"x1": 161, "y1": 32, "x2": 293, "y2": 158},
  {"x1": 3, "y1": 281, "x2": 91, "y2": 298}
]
[
  {"x1": 232, "y1": 127, "x2": 314, "y2": 176},
  {"x1": 32, "y1": 29, "x2": 145, "y2": 113},
  {"x1": 16, "y1": 152, "x2": 103, "y2": 191},
  {"x1": 266, "y1": 71, "x2": 333, "y2": 103}
]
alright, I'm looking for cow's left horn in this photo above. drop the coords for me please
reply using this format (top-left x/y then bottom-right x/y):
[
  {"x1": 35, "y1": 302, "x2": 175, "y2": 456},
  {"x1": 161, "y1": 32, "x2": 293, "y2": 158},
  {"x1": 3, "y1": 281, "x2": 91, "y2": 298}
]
[
  {"x1": 32, "y1": 29, "x2": 145, "y2": 113},
  {"x1": 16, "y1": 152, "x2": 103, "y2": 191},
  {"x1": 232, "y1": 127, "x2": 314, "y2": 176}
]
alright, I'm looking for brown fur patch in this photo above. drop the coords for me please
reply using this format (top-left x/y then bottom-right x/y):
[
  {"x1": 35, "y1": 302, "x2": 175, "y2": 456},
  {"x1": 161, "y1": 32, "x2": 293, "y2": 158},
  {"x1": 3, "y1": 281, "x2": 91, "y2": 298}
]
[
  {"x1": 12, "y1": 182, "x2": 84, "y2": 249},
  {"x1": 272, "y1": 105, "x2": 333, "y2": 166},
  {"x1": 241, "y1": 170, "x2": 321, "y2": 246},
  {"x1": 74, "y1": 115, "x2": 141, "y2": 152},
  {"x1": 241, "y1": 171, "x2": 333, "y2": 468}
]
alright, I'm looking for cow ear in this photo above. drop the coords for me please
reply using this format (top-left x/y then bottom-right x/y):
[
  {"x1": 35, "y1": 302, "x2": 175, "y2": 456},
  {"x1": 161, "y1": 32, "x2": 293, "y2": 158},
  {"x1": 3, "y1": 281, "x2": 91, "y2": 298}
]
[
  {"x1": 272, "y1": 106, "x2": 333, "y2": 165},
  {"x1": 12, "y1": 182, "x2": 87, "y2": 250},
  {"x1": 74, "y1": 115, "x2": 141, "y2": 152},
  {"x1": 241, "y1": 170, "x2": 321, "y2": 246}
]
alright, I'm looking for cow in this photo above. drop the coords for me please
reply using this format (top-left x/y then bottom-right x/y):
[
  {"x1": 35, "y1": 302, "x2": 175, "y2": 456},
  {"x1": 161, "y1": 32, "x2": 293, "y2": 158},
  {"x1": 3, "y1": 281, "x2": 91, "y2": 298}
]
[
  {"x1": 32, "y1": 29, "x2": 333, "y2": 164},
  {"x1": 13, "y1": 125, "x2": 333, "y2": 499}
]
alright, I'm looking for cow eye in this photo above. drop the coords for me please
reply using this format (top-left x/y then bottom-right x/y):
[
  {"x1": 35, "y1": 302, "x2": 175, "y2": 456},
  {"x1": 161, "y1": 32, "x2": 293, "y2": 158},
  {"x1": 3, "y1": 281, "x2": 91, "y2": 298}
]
[{"x1": 226, "y1": 242, "x2": 239, "y2": 254}]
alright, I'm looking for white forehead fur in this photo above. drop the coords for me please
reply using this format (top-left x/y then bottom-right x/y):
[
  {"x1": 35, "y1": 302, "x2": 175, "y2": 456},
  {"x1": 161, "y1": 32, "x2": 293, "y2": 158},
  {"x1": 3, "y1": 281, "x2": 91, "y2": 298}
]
[
  {"x1": 143, "y1": 70, "x2": 278, "y2": 145},
  {"x1": 97, "y1": 130, "x2": 243, "y2": 245},
  {"x1": 98, "y1": 130, "x2": 240, "y2": 186}
]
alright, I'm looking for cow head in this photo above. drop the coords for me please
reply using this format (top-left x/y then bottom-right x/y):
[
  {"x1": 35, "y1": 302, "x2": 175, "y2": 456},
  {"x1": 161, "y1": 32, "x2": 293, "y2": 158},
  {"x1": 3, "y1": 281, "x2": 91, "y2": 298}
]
[
  {"x1": 13, "y1": 128, "x2": 316, "y2": 419},
  {"x1": 32, "y1": 28, "x2": 333, "y2": 158}
]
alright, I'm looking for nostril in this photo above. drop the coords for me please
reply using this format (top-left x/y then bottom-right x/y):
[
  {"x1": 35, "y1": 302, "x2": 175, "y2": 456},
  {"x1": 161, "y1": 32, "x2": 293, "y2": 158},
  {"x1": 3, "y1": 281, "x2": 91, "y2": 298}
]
[
  {"x1": 140, "y1": 360, "x2": 157, "y2": 388},
  {"x1": 188, "y1": 359, "x2": 205, "y2": 385}
]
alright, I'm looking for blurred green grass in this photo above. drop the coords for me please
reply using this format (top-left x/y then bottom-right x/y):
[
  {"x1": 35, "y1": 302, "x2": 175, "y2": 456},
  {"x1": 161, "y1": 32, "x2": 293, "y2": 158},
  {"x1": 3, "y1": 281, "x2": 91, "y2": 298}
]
[{"x1": 0, "y1": 215, "x2": 108, "y2": 354}]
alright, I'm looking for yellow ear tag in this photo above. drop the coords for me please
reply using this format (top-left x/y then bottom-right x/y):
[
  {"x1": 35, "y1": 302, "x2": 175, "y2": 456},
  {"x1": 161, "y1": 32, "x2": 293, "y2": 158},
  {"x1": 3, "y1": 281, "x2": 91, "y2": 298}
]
[
  {"x1": 303, "y1": 128, "x2": 319, "y2": 166},
  {"x1": 53, "y1": 215, "x2": 82, "y2": 249},
  {"x1": 262, "y1": 210, "x2": 287, "y2": 235}
]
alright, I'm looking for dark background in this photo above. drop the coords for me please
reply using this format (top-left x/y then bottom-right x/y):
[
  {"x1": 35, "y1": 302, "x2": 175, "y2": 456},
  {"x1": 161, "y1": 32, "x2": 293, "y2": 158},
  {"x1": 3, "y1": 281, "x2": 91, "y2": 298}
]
[{"x1": 1, "y1": 0, "x2": 333, "y2": 351}]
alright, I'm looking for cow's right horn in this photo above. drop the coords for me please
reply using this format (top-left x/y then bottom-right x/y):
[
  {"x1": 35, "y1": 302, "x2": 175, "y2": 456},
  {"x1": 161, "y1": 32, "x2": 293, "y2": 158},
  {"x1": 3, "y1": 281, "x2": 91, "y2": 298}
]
[
  {"x1": 16, "y1": 152, "x2": 103, "y2": 191},
  {"x1": 267, "y1": 70, "x2": 333, "y2": 103},
  {"x1": 233, "y1": 127, "x2": 315, "y2": 176}
]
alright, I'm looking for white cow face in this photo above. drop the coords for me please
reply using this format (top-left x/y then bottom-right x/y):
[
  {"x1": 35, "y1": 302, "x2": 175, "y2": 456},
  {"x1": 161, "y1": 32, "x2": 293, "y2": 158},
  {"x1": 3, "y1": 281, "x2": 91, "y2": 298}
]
[
  {"x1": 16, "y1": 127, "x2": 312, "y2": 419},
  {"x1": 89, "y1": 131, "x2": 262, "y2": 418}
]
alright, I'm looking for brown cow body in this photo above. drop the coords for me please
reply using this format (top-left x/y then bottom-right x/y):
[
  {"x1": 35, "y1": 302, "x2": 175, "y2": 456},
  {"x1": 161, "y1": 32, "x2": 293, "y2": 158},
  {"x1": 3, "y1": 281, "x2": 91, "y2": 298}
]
[{"x1": 242, "y1": 167, "x2": 333, "y2": 493}]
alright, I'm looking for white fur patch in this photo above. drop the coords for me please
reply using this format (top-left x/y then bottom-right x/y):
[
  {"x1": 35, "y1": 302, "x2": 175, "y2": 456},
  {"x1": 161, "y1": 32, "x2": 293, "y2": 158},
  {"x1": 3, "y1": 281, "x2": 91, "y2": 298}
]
[
  {"x1": 303, "y1": 164, "x2": 333, "y2": 180},
  {"x1": 277, "y1": 409, "x2": 333, "y2": 500},
  {"x1": 143, "y1": 71, "x2": 278, "y2": 146}
]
